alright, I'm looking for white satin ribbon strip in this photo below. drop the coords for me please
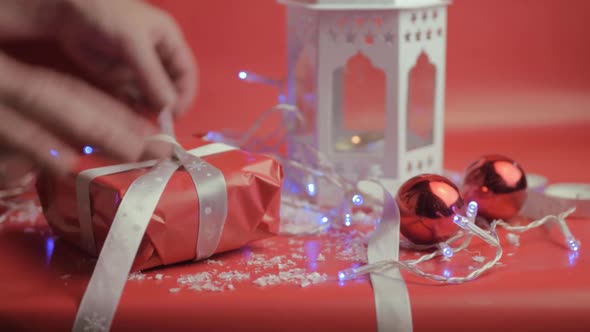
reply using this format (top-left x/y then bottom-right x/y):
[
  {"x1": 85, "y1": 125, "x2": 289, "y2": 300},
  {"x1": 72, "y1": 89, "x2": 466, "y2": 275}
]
[
  {"x1": 175, "y1": 148, "x2": 228, "y2": 260},
  {"x1": 75, "y1": 143, "x2": 236, "y2": 256},
  {"x1": 73, "y1": 141, "x2": 235, "y2": 332},
  {"x1": 73, "y1": 159, "x2": 179, "y2": 332},
  {"x1": 367, "y1": 182, "x2": 413, "y2": 332}
]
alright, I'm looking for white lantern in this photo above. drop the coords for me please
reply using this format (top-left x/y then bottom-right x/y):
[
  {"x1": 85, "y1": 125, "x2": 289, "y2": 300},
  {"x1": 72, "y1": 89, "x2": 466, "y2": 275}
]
[{"x1": 280, "y1": 0, "x2": 450, "y2": 203}]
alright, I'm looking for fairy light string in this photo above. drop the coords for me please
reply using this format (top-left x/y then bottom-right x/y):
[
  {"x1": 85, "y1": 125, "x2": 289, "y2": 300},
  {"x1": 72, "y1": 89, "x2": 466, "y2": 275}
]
[{"x1": 220, "y1": 72, "x2": 584, "y2": 283}]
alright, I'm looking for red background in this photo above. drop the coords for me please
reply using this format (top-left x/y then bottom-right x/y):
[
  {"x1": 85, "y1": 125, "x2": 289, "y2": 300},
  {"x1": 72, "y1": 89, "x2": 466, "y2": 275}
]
[{"x1": 147, "y1": 0, "x2": 590, "y2": 134}]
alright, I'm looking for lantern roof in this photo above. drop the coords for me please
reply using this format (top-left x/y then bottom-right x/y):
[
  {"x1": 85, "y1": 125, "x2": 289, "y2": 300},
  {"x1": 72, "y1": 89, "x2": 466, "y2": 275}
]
[{"x1": 278, "y1": 0, "x2": 450, "y2": 10}]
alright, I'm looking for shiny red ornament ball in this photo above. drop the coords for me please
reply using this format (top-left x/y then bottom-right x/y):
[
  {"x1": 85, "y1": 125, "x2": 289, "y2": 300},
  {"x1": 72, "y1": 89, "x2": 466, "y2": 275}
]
[
  {"x1": 396, "y1": 174, "x2": 464, "y2": 245},
  {"x1": 462, "y1": 155, "x2": 527, "y2": 221}
]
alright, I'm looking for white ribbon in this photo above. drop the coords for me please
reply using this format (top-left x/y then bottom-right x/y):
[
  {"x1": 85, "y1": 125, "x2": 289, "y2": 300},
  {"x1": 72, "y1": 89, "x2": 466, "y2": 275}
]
[
  {"x1": 72, "y1": 142, "x2": 235, "y2": 332},
  {"x1": 367, "y1": 183, "x2": 413, "y2": 332}
]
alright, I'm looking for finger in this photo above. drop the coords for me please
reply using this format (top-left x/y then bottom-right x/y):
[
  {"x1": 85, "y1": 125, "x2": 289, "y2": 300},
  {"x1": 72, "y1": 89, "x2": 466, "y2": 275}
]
[
  {"x1": 0, "y1": 54, "x2": 167, "y2": 162},
  {"x1": 157, "y1": 25, "x2": 198, "y2": 116},
  {"x1": 0, "y1": 103, "x2": 78, "y2": 176},
  {"x1": 61, "y1": 43, "x2": 147, "y2": 107},
  {"x1": 123, "y1": 35, "x2": 177, "y2": 112}
]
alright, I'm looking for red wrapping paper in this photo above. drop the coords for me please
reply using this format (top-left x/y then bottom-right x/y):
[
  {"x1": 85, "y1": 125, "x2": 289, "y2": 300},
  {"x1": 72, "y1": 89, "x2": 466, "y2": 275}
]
[{"x1": 36, "y1": 136, "x2": 283, "y2": 271}]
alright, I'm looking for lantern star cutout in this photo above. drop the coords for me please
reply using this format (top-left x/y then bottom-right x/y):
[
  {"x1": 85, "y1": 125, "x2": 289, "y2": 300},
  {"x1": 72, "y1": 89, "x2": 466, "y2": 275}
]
[
  {"x1": 384, "y1": 31, "x2": 394, "y2": 44},
  {"x1": 329, "y1": 28, "x2": 338, "y2": 41},
  {"x1": 345, "y1": 31, "x2": 356, "y2": 44},
  {"x1": 365, "y1": 31, "x2": 375, "y2": 44}
]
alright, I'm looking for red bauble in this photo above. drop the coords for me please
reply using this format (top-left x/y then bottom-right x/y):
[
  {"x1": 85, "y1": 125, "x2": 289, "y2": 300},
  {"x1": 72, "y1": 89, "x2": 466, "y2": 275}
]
[
  {"x1": 396, "y1": 174, "x2": 464, "y2": 245},
  {"x1": 462, "y1": 155, "x2": 527, "y2": 220}
]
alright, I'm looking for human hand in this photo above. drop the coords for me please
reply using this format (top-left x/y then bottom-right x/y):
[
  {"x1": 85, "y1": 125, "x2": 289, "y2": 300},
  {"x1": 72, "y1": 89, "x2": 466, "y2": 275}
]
[
  {"x1": 0, "y1": 51, "x2": 169, "y2": 176},
  {"x1": 53, "y1": 0, "x2": 198, "y2": 115},
  {"x1": 0, "y1": 0, "x2": 198, "y2": 178}
]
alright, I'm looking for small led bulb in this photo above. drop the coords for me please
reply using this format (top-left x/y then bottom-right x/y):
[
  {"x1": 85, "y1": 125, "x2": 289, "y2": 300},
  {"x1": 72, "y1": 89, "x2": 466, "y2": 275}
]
[
  {"x1": 567, "y1": 237, "x2": 581, "y2": 252},
  {"x1": 83, "y1": 146, "x2": 94, "y2": 155},
  {"x1": 306, "y1": 182, "x2": 316, "y2": 196},
  {"x1": 338, "y1": 268, "x2": 358, "y2": 281},
  {"x1": 453, "y1": 215, "x2": 469, "y2": 229},
  {"x1": 351, "y1": 194, "x2": 364, "y2": 206},
  {"x1": 466, "y1": 201, "x2": 478, "y2": 219},
  {"x1": 320, "y1": 216, "x2": 329, "y2": 224},
  {"x1": 438, "y1": 243, "x2": 454, "y2": 258},
  {"x1": 344, "y1": 213, "x2": 352, "y2": 227}
]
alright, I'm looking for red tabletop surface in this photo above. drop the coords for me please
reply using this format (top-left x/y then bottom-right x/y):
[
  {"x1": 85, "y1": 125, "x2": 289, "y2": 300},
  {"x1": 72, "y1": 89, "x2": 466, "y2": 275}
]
[
  {"x1": 0, "y1": 124, "x2": 589, "y2": 332},
  {"x1": 1, "y1": 1, "x2": 590, "y2": 331}
]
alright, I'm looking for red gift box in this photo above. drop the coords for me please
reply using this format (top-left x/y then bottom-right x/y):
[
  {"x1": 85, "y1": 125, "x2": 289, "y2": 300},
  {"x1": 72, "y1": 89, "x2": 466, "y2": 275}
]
[{"x1": 36, "y1": 136, "x2": 283, "y2": 271}]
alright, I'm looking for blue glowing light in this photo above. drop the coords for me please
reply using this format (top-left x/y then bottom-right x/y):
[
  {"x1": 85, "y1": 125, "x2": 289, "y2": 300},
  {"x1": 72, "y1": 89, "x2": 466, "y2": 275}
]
[
  {"x1": 442, "y1": 246, "x2": 454, "y2": 258},
  {"x1": 351, "y1": 194, "x2": 364, "y2": 206},
  {"x1": 83, "y1": 145, "x2": 94, "y2": 155},
  {"x1": 344, "y1": 213, "x2": 352, "y2": 227},
  {"x1": 50, "y1": 149, "x2": 58, "y2": 157},
  {"x1": 338, "y1": 271, "x2": 346, "y2": 281},
  {"x1": 238, "y1": 71, "x2": 248, "y2": 80},
  {"x1": 568, "y1": 251, "x2": 579, "y2": 267},
  {"x1": 466, "y1": 201, "x2": 478, "y2": 218},
  {"x1": 45, "y1": 237, "x2": 55, "y2": 264},
  {"x1": 443, "y1": 269, "x2": 452, "y2": 278},
  {"x1": 321, "y1": 216, "x2": 329, "y2": 224},
  {"x1": 306, "y1": 183, "x2": 316, "y2": 196},
  {"x1": 568, "y1": 238, "x2": 580, "y2": 252}
]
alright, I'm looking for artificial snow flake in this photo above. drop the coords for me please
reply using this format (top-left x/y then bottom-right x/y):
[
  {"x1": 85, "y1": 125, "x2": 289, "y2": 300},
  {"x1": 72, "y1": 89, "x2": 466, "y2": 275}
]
[
  {"x1": 472, "y1": 255, "x2": 485, "y2": 263},
  {"x1": 253, "y1": 268, "x2": 327, "y2": 288},
  {"x1": 190, "y1": 282, "x2": 225, "y2": 292},
  {"x1": 291, "y1": 253, "x2": 304, "y2": 259},
  {"x1": 505, "y1": 233, "x2": 520, "y2": 246},
  {"x1": 128, "y1": 272, "x2": 146, "y2": 281},
  {"x1": 206, "y1": 259, "x2": 224, "y2": 266},
  {"x1": 253, "y1": 274, "x2": 282, "y2": 287},
  {"x1": 217, "y1": 271, "x2": 250, "y2": 282},
  {"x1": 177, "y1": 272, "x2": 212, "y2": 285},
  {"x1": 169, "y1": 288, "x2": 181, "y2": 293},
  {"x1": 155, "y1": 274, "x2": 164, "y2": 280}
]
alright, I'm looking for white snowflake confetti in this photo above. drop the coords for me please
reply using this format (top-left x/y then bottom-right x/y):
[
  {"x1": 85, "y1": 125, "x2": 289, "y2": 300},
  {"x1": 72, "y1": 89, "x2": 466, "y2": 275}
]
[
  {"x1": 206, "y1": 259, "x2": 224, "y2": 266},
  {"x1": 155, "y1": 274, "x2": 164, "y2": 280},
  {"x1": 291, "y1": 253, "x2": 304, "y2": 260},
  {"x1": 505, "y1": 233, "x2": 520, "y2": 246},
  {"x1": 177, "y1": 272, "x2": 212, "y2": 285},
  {"x1": 472, "y1": 255, "x2": 485, "y2": 263},
  {"x1": 190, "y1": 281, "x2": 225, "y2": 292},
  {"x1": 253, "y1": 268, "x2": 327, "y2": 288},
  {"x1": 217, "y1": 271, "x2": 250, "y2": 282},
  {"x1": 127, "y1": 272, "x2": 146, "y2": 281},
  {"x1": 253, "y1": 274, "x2": 282, "y2": 287}
]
